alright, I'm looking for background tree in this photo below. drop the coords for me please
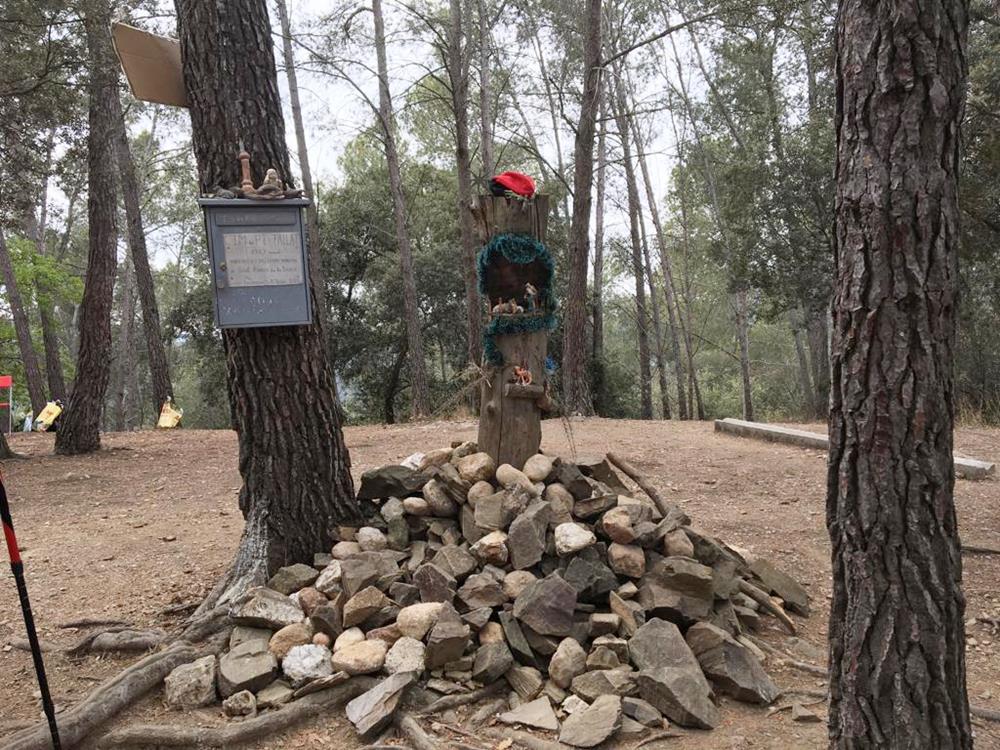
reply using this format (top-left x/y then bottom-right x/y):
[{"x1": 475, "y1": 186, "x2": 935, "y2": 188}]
[
  {"x1": 827, "y1": 0, "x2": 971, "y2": 743},
  {"x1": 174, "y1": 0, "x2": 358, "y2": 594}
]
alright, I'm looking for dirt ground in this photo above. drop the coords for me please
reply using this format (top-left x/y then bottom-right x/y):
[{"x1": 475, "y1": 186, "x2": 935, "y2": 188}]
[{"x1": 1, "y1": 418, "x2": 998, "y2": 749}]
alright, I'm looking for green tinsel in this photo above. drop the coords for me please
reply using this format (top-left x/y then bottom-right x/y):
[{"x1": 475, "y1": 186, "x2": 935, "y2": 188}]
[{"x1": 477, "y1": 233, "x2": 557, "y2": 365}]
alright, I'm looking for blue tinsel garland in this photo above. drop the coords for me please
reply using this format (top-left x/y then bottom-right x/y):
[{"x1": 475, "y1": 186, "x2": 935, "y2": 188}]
[{"x1": 477, "y1": 233, "x2": 557, "y2": 365}]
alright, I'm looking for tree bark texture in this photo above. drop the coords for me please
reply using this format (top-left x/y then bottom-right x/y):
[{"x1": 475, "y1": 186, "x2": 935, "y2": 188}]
[
  {"x1": 792, "y1": 316, "x2": 815, "y2": 419},
  {"x1": 612, "y1": 86, "x2": 652, "y2": 420},
  {"x1": 175, "y1": 0, "x2": 358, "y2": 584},
  {"x1": 808, "y1": 310, "x2": 830, "y2": 419},
  {"x1": 111, "y1": 258, "x2": 139, "y2": 431},
  {"x1": 449, "y1": 0, "x2": 482, "y2": 369},
  {"x1": 28, "y1": 131, "x2": 67, "y2": 401},
  {"x1": 477, "y1": 0, "x2": 494, "y2": 180},
  {"x1": 591, "y1": 93, "x2": 607, "y2": 416},
  {"x1": 372, "y1": 0, "x2": 431, "y2": 417},
  {"x1": 0, "y1": 430, "x2": 11, "y2": 459},
  {"x1": 110, "y1": 85, "x2": 173, "y2": 416},
  {"x1": 639, "y1": 212, "x2": 671, "y2": 420},
  {"x1": 0, "y1": 227, "x2": 46, "y2": 415},
  {"x1": 561, "y1": 0, "x2": 602, "y2": 416},
  {"x1": 733, "y1": 288, "x2": 754, "y2": 423},
  {"x1": 828, "y1": 0, "x2": 971, "y2": 744},
  {"x1": 55, "y1": 2, "x2": 118, "y2": 455}
]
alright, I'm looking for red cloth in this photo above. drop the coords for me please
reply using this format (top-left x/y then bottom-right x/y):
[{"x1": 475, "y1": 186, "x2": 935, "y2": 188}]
[{"x1": 492, "y1": 171, "x2": 536, "y2": 198}]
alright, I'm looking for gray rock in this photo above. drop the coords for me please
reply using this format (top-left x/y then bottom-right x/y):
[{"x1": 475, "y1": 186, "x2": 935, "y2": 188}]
[
  {"x1": 389, "y1": 582, "x2": 420, "y2": 607},
  {"x1": 256, "y1": 679, "x2": 294, "y2": 709},
  {"x1": 164, "y1": 655, "x2": 217, "y2": 709},
  {"x1": 358, "y1": 465, "x2": 428, "y2": 500},
  {"x1": 357, "y1": 526, "x2": 388, "y2": 552},
  {"x1": 314, "y1": 561, "x2": 343, "y2": 596},
  {"x1": 340, "y1": 557, "x2": 381, "y2": 599},
  {"x1": 229, "y1": 626, "x2": 272, "y2": 651},
  {"x1": 622, "y1": 696, "x2": 662, "y2": 727},
  {"x1": 230, "y1": 587, "x2": 304, "y2": 630},
  {"x1": 218, "y1": 640, "x2": 279, "y2": 697},
  {"x1": 629, "y1": 618, "x2": 702, "y2": 674},
  {"x1": 563, "y1": 551, "x2": 618, "y2": 603},
  {"x1": 559, "y1": 694, "x2": 622, "y2": 748},
  {"x1": 456, "y1": 452, "x2": 496, "y2": 483},
  {"x1": 662, "y1": 528, "x2": 695, "y2": 558},
  {"x1": 609, "y1": 591, "x2": 644, "y2": 636},
  {"x1": 292, "y1": 671, "x2": 349, "y2": 700},
  {"x1": 222, "y1": 689, "x2": 256, "y2": 717},
  {"x1": 550, "y1": 462, "x2": 592, "y2": 500},
  {"x1": 507, "y1": 501, "x2": 550, "y2": 569},
  {"x1": 572, "y1": 485, "x2": 618, "y2": 520},
  {"x1": 592, "y1": 635, "x2": 628, "y2": 662},
  {"x1": 607, "y1": 543, "x2": 645, "y2": 578},
  {"x1": 499, "y1": 610, "x2": 537, "y2": 667},
  {"x1": 792, "y1": 703, "x2": 822, "y2": 723},
  {"x1": 281, "y1": 644, "x2": 333, "y2": 687},
  {"x1": 425, "y1": 603, "x2": 471, "y2": 669},
  {"x1": 750, "y1": 558, "x2": 811, "y2": 616},
  {"x1": 588, "y1": 613, "x2": 620, "y2": 637},
  {"x1": 343, "y1": 586, "x2": 391, "y2": 628},
  {"x1": 634, "y1": 668, "x2": 719, "y2": 729},
  {"x1": 522, "y1": 454, "x2": 555, "y2": 482},
  {"x1": 570, "y1": 670, "x2": 636, "y2": 702},
  {"x1": 513, "y1": 574, "x2": 577, "y2": 636},
  {"x1": 423, "y1": 478, "x2": 459, "y2": 517},
  {"x1": 431, "y1": 545, "x2": 478, "y2": 580},
  {"x1": 396, "y1": 602, "x2": 443, "y2": 640},
  {"x1": 309, "y1": 604, "x2": 342, "y2": 640},
  {"x1": 506, "y1": 665, "x2": 545, "y2": 700},
  {"x1": 413, "y1": 563, "x2": 457, "y2": 603},
  {"x1": 472, "y1": 640, "x2": 514, "y2": 683},
  {"x1": 267, "y1": 564, "x2": 319, "y2": 595},
  {"x1": 685, "y1": 622, "x2": 779, "y2": 704},
  {"x1": 586, "y1": 646, "x2": 620, "y2": 670},
  {"x1": 463, "y1": 607, "x2": 493, "y2": 631},
  {"x1": 502, "y1": 570, "x2": 537, "y2": 600},
  {"x1": 457, "y1": 572, "x2": 506, "y2": 610},
  {"x1": 499, "y1": 696, "x2": 560, "y2": 731},
  {"x1": 470, "y1": 530, "x2": 508, "y2": 566},
  {"x1": 386, "y1": 515, "x2": 410, "y2": 551},
  {"x1": 543, "y1": 483, "x2": 575, "y2": 526},
  {"x1": 638, "y1": 557, "x2": 714, "y2": 623},
  {"x1": 385, "y1": 637, "x2": 426, "y2": 674},
  {"x1": 549, "y1": 638, "x2": 587, "y2": 689},
  {"x1": 346, "y1": 672, "x2": 416, "y2": 735},
  {"x1": 575, "y1": 456, "x2": 630, "y2": 493}
]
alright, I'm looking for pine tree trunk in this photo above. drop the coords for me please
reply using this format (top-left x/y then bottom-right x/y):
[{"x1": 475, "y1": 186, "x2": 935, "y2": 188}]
[
  {"x1": 613, "y1": 86, "x2": 652, "y2": 419},
  {"x1": 630, "y1": 106, "x2": 688, "y2": 419},
  {"x1": 828, "y1": 0, "x2": 971, "y2": 743},
  {"x1": 174, "y1": 0, "x2": 358, "y2": 588},
  {"x1": 54, "y1": 2, "x2": 118, "y2": 455},
  {"x1": 111, "y1": 258, "x2": 138, "y2": 432},
  {"x1": 591, "y1": 94, "x2": 607, "y2": 416},
  {"x1": 733, "y1": 288, "x2": 754, "y2": 422},
  {"x1": 477, "y1": 0, "x2": 494, "y2": 179},
  {"x1": 28, "y1": 131, "x2": 67, "y2": 401},
  {"x1": 449, "y1": 0, "x2": 483, "y2": 370},
  {"x1": 0, "y1": 430, "x2": 11, "y2": 459},
  {"x1": 274, "y1": 0, "x2": 327, "y2": 341},
  {"x1": 110, "y1": 84, "x2": 173, "y2": 416},
  {"x1": 561, "y1": 0, "x2": 601, "y2": 416},
  {"x1": 0, "y1": 228, "x2": 46, "y2": 416},
  {"x1": 639, "y1": 212, "x2": 671, "y2": 420},
  {"x1": 373, "y1": 0, "x2": 430, "y2": 417},
  {"x1": 807, "y1": 310, "x2": 829, "y2": 419},
  {"x1": 791, "y1": 315, "x2": 814, "y2": 419}
]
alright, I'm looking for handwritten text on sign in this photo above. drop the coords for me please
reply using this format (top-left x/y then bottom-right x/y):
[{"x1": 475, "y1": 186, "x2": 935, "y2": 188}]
[{"x1": 223, "y1": 232, "x2": 304, "y2": 287}]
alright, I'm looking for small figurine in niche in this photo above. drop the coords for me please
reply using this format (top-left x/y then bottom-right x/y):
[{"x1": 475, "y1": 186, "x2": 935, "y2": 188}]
[
  {"x1": 524, "y1": 282, "x2": 539, "y2": 312},
  {"x1": 256, "y1": 168, "x2": 284, "y2": 197},
  {"x1": 512, "y1": 365, "x2": 533, "y2": 386}
]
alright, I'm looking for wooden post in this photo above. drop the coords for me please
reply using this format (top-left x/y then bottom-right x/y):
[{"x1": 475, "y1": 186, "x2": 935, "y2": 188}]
[{"x1": 473, "y1": 195, "x2": 552, "y2": 471}]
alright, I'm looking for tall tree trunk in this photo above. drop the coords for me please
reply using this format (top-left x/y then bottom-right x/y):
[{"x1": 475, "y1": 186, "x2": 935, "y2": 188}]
[
  {"x1": 384, "y1": 338, "x2": 407, "y2": 425},
  {"x1": 174, "y1": 0, "x2": 359, "y2": 592},
  {"x1": 111, "y1": 257, "x2": 138, "y2": 431},
  {"x1": 628, "y1": 100, "x2": 688, "y2": 419},
  {"x1": 0, "y1": 228, "x2": 46, "y2": 416},
  {"x1": 791, "y1": 313, "x2": 814, "y2": 419},
  {"x1": 639, "y1": 210, "x2": 671, "y2": 420},
  {"x1": 274, "y1": 0, "x2": 327, "y2": 341},
  {"x1": 448, "y1": 0, "x2": 482, "y2": 370},
  {"x1": 477, "y1": 0, "x2": 494, "y2": 179},
  {"x1": 612, "y1": 85, "x2": 652, "y2": 420},
  {"x1": 527, "y1": 23, "x2": 570, "y2": 220},
  {"x1": 807, "y1": 310, "x2": 829, "y2": 419},
  {"x1": 55, "y1": 2, "x2": 119, "y2": 455},
  {"x1": 591, "y1": 93, "x2": 607, "y2": 416},
  {"x1": 561, "y1": 0, "x2": 601, "y2": 416},
  {"x1": 0, "y1": 430, "x2": 11, "y2": 459},
  {"x1": 372, "y1": 0, "x2": 431, "y2": 417},
  {"x1": 733, "y1": 288, "x2": 754, "y2": 422},
  {"x1": 110, "y1": 85, "x2": 173, "y2": 415},
  {"x1": 29, "y1": 130, "x2": 67, "y2": 401},
  {"x1": 828, "y1": 0, "x2": 971, "y2": 743}
]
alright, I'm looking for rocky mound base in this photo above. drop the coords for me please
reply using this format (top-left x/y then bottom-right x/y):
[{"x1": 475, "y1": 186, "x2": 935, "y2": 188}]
[{"x1": 162, "y1": 443, "x2": 813, "y2": 746}]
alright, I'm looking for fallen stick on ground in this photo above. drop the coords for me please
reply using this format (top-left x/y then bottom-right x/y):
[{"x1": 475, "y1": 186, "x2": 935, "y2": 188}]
[
  {"x1": 766, "y1": 698, "x2": 826, "y2": 717},
  {"x1": 418, "y1": 681, "x2": 506, "y2": 716},
  {"x1": 467, "y1": 697, "x2": 506, "y2": 726},
  {"x1": 482, "y1": 727, "x2": 569, "y2": 750},
  {"x1": 58, "y1": 618, "x2": 131, "y2": 629},
  {"x1": 635, "y1": 730, "x2": 686, "y2": 747},
  {"x1": 606, "y1": 452, "x2": 671, "y2": 517},
  {"x1": 99, "y1": 677, "x2": 372, "y2": 747},
  {"x1": 962, "y1": 544, "x2": 1000, "y2": 556},
  {"x1": 395, "y1": 713, "x2": 440, "y2": 750},
  {"x1": 738, "y1": 579, "x2": 797, "y2": 635},
  {"x1": 972, "y1": 705, "x2": 1000, "y2": 723},
  {"x1": 747, "y1": 635, "x2": 827, "y2": 677}
]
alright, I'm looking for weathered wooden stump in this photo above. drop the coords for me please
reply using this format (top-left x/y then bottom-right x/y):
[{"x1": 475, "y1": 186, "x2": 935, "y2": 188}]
[{"x1": 472, "y1": 195, "x2": 553, "y2": 470}]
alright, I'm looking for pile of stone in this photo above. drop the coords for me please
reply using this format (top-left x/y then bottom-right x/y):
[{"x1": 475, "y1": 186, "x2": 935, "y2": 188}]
[{"x1": 163, "y1": 444, "x2": 812, "y2": 747}]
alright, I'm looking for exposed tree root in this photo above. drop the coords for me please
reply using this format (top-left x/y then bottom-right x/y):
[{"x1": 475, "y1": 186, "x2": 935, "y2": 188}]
[
  {"x1": 747, "y1": 635, "x2": 826, "y2": 677},
  {"x1": 738, "y1": 579, "x2": 797, "y2": 634},
  {"x1": 635, "y1": 730, "x2": 686, "y2": 747},
  {"x1": 963, "y1": 544, "x2": 1000, "y2": 556},
  {"x1": 418, "y1": 681, "x2": 507, "y2": 716},
  {"x1": 467, "y1": 697, "x2": 507, "y2": 726},
  {"x1": 99, "y1": 676, "x2": 373, "y2": 747},
  {"x1": 5, "y1": 632, "x2": 228, "y2": 750},
  {"x1": 67, "y1": 627, "x2": 166, "y2": 656},
  {"x1": 58, "y1": 618, "x2": 131, "y2": 629},
  {"x1": 972, "y1": 705, "x2": 1000, "y2": 723},
  {"x1": 9, "y1": 637, "x2": 56, "y2": 653},
  {"x1": 607, "y1": 451, "x2": 671, "y2": 517},
  {"x1": 395, "y1": 713, "x2": 442, "y2": 750}
]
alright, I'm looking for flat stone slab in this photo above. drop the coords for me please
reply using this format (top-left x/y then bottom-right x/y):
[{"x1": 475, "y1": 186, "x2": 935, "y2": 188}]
[{"x1": 714, "y1": 418, "x2": 995, "y2": 480}]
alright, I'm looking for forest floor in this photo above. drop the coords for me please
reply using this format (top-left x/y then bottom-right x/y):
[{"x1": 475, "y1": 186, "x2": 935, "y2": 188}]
[{"x1": 1, "y1": 419, "x2": 998, "y2": 749}]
